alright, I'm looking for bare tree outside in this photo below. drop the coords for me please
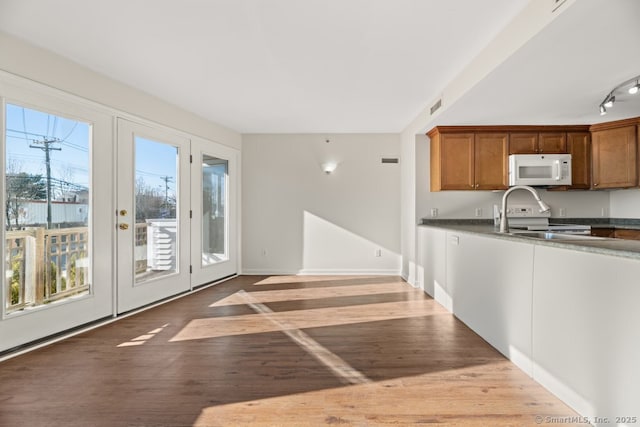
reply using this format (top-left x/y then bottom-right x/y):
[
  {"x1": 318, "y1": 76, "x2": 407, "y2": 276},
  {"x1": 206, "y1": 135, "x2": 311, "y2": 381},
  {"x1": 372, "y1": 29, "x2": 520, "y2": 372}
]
[
  {"x1": 5, "y1": 160, "x2": 46, "y2": 230},
  {"x1": 135, "y1": 176, "x2": 175, "y2": 221}
]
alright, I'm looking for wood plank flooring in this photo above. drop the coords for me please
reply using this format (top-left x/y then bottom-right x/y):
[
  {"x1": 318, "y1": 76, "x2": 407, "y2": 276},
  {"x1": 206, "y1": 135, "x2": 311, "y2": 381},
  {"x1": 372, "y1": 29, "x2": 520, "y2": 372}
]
[{"x1": 0, "y1": 275, "x2": 580, "y2": 426}]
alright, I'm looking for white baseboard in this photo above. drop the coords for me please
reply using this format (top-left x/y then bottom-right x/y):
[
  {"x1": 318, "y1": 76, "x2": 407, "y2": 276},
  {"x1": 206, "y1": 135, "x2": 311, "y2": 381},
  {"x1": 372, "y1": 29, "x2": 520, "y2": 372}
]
[
  {"x1": 532, "y1": 362, "x2": 594, "y2": 421},
  {"x1": 401, "y1": 272, "x2": 416, "y2": 287}
]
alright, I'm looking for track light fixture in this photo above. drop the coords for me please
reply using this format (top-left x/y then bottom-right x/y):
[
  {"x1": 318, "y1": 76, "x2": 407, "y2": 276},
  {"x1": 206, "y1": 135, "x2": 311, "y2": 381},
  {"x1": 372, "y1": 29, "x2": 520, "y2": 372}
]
[
  {"x1": 603, "y1": 93, "x2": 615, "y2": 108},
  {"x1": 598, "y1": 73, "x2": 640, "y2": 115}
]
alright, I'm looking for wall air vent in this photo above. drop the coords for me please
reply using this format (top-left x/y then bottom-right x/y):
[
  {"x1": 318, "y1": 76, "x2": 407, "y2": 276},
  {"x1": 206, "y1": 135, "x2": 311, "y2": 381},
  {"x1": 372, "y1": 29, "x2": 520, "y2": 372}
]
[
  {"x1": 381, "y1": 158, "x2": 399, "y2": 164},
  {"x1": 430, "y1": 98, "x2": 442, "y2": 115}
]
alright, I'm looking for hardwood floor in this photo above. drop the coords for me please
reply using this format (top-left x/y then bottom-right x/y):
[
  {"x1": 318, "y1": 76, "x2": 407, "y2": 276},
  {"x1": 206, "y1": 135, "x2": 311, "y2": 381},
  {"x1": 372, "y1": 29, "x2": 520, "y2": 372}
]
[{"x1": 0, "y1": 275, "x2": 580, "y2": 426}]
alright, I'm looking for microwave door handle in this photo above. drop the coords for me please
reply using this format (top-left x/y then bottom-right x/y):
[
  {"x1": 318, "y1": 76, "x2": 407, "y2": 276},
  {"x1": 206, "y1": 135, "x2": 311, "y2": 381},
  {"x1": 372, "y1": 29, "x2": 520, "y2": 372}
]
[{"x1": 554, "y1": 160, "x2": 561, "y2": 180}]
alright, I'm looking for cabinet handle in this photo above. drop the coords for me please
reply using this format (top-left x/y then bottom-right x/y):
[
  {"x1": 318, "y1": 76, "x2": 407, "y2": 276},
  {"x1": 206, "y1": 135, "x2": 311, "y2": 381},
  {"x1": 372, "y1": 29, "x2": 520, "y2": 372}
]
[
  {"x1": 594, "y1": 183, "x2": 599, "y2": 187},
  {"x1": 475, "y1": 184, "x2": 479, "y2": 188}
]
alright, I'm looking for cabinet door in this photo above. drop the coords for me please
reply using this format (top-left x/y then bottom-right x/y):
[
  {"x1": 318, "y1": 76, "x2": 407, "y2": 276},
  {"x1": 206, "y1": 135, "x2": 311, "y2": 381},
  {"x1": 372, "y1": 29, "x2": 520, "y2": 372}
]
[
  {"x1": 439, "y1": 133, "x2": 475, "y2": 190},
  {"x1": 613, "y1": 229, "x2": 640, "y2": 240},
  {"x1": 590, "y1": 228, "x2": 614, "y2": 238},
  {"x1": 474, "y1": 133, "x2": 508, "y2": 190},
  {"x1": 592, "y1": 125, "x2": 637, "y2": 189},
  {"x1": 566, "y1": 132, "x2": 591, "y2": 189},
  {"x1": 538, "y1": 132, "x2": 567, "y2": 153},
  {"x1": 509, "y1": 132, "x2": 538, "y2": 154}
]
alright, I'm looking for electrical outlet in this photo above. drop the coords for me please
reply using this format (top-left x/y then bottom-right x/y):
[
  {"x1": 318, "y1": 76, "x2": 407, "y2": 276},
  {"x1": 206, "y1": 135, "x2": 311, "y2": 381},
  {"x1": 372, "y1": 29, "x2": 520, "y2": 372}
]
[
  {"x1": 475, "y1": 208, "x2": 482, "y2": 217},
  {"x1": 559, "y1": 207, "x2": 566, "y2": 217},
  {"x1": 601, "y1": 208, "x2": 608, "y2": 217},
  {"x1": 431, "y1": 208, "x2": 438, "y2": 218},
  {"x1": 375, "y1": 249, "x2": 382, "y2": 257}
]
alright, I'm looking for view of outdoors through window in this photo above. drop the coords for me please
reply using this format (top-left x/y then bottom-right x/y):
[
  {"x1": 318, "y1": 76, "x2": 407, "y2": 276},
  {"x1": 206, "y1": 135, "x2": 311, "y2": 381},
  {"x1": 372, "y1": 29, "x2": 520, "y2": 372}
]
[
  {"x1": 202, "y1": 155, "x2": 227, "y2": 265},
  {"x1": 134, "y1": 137, "x2": 178, "y2": 283},
  {"x1": 4, "y1": 104, "x2": 90, "y2": 313}
]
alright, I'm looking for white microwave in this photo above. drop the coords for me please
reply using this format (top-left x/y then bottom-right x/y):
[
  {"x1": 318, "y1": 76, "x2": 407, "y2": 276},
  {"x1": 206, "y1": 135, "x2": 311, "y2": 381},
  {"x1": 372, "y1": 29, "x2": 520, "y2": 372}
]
[{"x1": 508, "y1": 154, "x2": 572, "y2": 186}]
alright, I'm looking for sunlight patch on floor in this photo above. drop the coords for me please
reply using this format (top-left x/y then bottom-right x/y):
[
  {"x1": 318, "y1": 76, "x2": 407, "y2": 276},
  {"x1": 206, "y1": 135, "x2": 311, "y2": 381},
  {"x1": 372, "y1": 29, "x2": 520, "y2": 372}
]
[
  {"x1": 117, "y1": 323, "x2": 169, "y2": 348},
  {"x1": 170, "y1": 298, "x2": 439, "y2": 342},
  {"x1": 252, "y1": 275, "x2": 398, "y2": 286},
  {"x1": 191, "y1": 361, "x2": 556, "y2": 427},
  {"x1": 210, "y1": 282, "x2": 415, "y2": 307},
  {"x1": 238, "y1": 290, "x2": 371, "y2": 385}
]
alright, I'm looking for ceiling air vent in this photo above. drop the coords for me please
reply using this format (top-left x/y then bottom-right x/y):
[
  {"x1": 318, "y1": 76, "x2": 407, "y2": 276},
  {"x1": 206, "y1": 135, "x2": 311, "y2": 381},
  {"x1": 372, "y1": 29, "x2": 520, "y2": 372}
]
[
  {"x1": 381, "y1": 158, "x2": 399, "y2": 164},
  {"x1": 430, "y1": 98, "x2": 442, "y2": 115}
]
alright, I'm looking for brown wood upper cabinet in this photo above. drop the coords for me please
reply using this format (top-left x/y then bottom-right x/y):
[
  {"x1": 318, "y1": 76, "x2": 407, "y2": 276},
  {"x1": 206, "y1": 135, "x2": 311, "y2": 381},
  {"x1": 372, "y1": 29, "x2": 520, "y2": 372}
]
[
  {"x1": 429, "y1": 129, "x2": 508, "y2": 191},
  {"x1": 427, "y1": 121, "x2": 640, "y2": 192},
  {"x1": 566, "y1": 132, "x2": 591, "y2": 189},
  {"x1": 590, "y1": 122, "x2": 638, "y2": 189},
  {"x1": 509, "y1": 132, "x2": 567, "y2": 154}
]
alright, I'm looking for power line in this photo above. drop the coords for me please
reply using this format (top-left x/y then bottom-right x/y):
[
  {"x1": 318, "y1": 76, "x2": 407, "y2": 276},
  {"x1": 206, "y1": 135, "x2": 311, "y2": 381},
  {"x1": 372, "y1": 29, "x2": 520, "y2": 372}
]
[
  {"x1": 6, "y1": 128, "x2": 48, "y2": 139},
  {"x1": 21, "y1": 107, "x2": 28, "y2": 142},
  {"x1": 59, "y1": 122, "x2": 78, "y2": 142},
  {"x1": 7, "y1": 127, "x2": 88, "y2": 152}
]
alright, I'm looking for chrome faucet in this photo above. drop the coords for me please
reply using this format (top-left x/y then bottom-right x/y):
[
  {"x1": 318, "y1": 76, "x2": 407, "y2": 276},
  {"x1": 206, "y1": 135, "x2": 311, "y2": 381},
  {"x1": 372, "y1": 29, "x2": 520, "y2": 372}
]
[{"x1": 500, "y1": 185, "x2": 550, "y2": 233}]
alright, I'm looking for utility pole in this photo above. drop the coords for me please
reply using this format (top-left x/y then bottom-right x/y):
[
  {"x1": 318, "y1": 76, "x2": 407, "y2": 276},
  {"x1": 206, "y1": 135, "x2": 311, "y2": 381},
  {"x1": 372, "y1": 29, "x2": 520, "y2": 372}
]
[
  {"x1": 30, "y1": 138, "x2": 61, "y2": 229},
  {"x1": 159, "y1": 175, "x2": 174, "y2": 209}
]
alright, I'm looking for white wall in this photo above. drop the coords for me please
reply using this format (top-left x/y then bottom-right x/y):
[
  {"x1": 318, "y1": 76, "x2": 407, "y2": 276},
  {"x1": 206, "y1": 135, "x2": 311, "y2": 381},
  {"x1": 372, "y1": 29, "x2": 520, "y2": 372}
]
[
  {"x1": 610, "y1": 189, "x2": 640, "y2": 218},
  {"x1": 242, "y1": 134, "x2": 401, "y2": 275},
  {"x1": 0, "y1": 32, "x2": 240, "y2": 149},
  {"x1": 416, "y1": 134, "x2": 611, "y2": 221}
]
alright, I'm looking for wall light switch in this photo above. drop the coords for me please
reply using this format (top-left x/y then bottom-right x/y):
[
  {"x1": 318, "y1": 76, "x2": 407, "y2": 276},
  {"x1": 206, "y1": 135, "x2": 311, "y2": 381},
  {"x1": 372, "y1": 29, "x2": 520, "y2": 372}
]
[
  {"x1": 559, "y1": 207, "x2": 566, "y2": 217},
  {"x1": 475, "y1": 208, "x2": 482, "y2": 217},
  {"x1": 431, "y1": 208, "x2": 438, "y2": 218}
]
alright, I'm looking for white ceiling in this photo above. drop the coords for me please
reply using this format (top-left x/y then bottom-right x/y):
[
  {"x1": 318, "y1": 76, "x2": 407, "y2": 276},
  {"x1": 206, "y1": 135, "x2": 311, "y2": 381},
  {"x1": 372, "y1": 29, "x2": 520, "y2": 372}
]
[
  {"x1": 433, "y1": 0, "x2": 640, "y2": 130},
  {"x1": 0, "y1": 0, "x2": 638, "y2": 134},
  {"x1": 0, "y1": 0, "x2": 529, "y2": 133}
]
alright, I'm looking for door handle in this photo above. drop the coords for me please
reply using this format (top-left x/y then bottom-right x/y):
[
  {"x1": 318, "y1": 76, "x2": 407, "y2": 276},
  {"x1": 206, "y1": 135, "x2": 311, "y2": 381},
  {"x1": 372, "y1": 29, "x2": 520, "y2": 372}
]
[{"x1": 118, "y1": 223, "x2": 129, "y2": 230}]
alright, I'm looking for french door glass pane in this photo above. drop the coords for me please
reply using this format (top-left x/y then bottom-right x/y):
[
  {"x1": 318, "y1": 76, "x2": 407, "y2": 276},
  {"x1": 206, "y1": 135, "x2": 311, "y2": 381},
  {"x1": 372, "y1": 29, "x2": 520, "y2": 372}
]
[
  {"x1": 4, "y1": 104, "x2": 91, "y2": 313},
  {"x1": 202, "y1": 155, "x2": 228, "y2": 265},
  {"x1": 134, "y1": 137, "x2": 178, "y2": 283}
]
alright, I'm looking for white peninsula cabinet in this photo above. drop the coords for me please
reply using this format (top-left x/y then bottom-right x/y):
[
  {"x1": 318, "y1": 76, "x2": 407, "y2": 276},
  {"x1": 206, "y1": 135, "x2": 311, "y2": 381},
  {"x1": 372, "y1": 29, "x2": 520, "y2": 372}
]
[
  {"x1": 418, "y1": 225, "x2": 640, "y2": 426},
  {"x1": 532, "y1": 246, "x2": 640, "y2": 424},
  {"x1": 445, "y1": 231, "x2": 535, "y2": 376},
  {"x1": 417, "y1": 226, "x2": 450, "y2": 310}
]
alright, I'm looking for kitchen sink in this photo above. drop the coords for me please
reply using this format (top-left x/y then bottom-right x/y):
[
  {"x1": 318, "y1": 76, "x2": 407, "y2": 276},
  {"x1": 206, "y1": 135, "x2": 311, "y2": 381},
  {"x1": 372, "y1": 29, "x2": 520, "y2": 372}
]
[{"x1": 502, "y1": 231, "x2": 608, "y2": 241}]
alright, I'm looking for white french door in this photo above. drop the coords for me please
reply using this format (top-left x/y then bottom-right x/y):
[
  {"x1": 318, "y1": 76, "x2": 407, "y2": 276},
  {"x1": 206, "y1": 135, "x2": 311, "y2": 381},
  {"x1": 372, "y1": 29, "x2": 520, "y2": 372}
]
[
  {"x1": 116, "y1": 119, "x2": 191, "y2": 313},
  {"x1": 190, "y1": 137, "x2": 238, "y2": 286},
  {"x1": 0, "y1": 79, "x2": 113, "y2": 353},
  {"x1": 0, "y1": 75, "x2": 239, "y2": 353}
]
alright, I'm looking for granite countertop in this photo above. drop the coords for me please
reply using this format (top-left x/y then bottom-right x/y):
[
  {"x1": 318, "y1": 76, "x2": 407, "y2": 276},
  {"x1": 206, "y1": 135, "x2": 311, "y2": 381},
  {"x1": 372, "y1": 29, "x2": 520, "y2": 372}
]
[{"x1": 419, "y1": 218, "x2": 640, "y2": 260}]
